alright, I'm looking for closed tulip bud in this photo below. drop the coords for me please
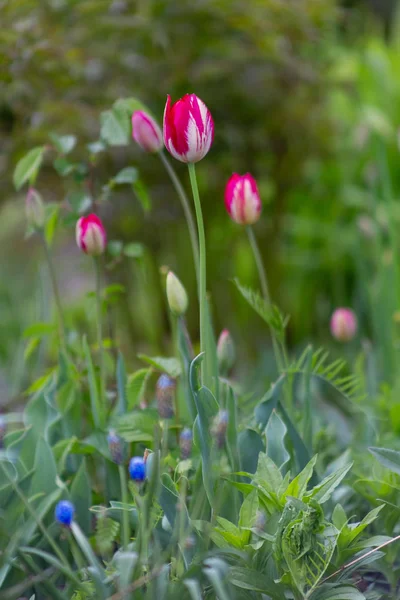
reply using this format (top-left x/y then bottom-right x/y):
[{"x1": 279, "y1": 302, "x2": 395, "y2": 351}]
[
  {"x1": 225, "y1": 173, "x2": 262, "y2": 225},
  {"x1": 129, "y1": 456, "x2": 146, "y2": 482},
  {"x1": 132, "y1": 110, "x2": 163, "y2": 153},
  {"x1": 107, "y1": 430, "x2": 124, "y2": 465},
  {"x1": 163, "y1": 94, "x2": 214, "y2": 163},
  {"x1": 55, "y1": 500, "x2": 75, "y2": 527},
  {"x1": 166, "y1": 271, "x2": 188, "y2": 316},
  {"x1": 156, "y1": 373, "x2": 175, "y2": 419},
  {"x1": 76, "y1": 214, "x2": 106, "y2": 256},
  {"x1": 179, "y1": 427, "x2": 193, "y2": 460},
  {"x1": 25, "y1": 187, "x2": 45, "y2": 229},
  {"x1": 330, "y1": 308, "x2": 357, "y2": 342},
  {"x1": 217, "y1": 329, "x2": 235, "y2": 375},
  {"x1": 211, "y1": 410, "x2": 229, "y2": 449}
]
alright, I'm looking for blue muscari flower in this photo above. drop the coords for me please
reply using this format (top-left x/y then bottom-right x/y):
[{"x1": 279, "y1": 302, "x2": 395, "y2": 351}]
[
  {"x1": 55, "y1": 500, "x2": 75, "y2": 527},
  {"x1": 179, "y1": 427, "x2": 193, "y2": 459},
  {"x1": 107, "y1": 429, "x2": 124, "y2": 464},
  {"x1": 129, "y1": 456, "x2": 146, "y2": 482}
]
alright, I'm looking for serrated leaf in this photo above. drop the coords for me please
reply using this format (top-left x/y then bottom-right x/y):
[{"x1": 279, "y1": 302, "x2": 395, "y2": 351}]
[
  {"x1": 96, "y1": 514, "x2": 120, "y2": 554},
  {"x1": 126, "y1": 368, "x2": 151, "y2": 409},
  {"x1": 68, "y1": 190, "x2": 92, "y2": 214},
  {"x1": 112, "y1": 166, "x2": 138, "y2": 185},
  {"x1": 307, "y1": 463, "x2": 353, "y2": 504},
  {"x1": 49, "y1": 133, "x2": 77, "y2": 154},
  {"x1": 138, "y1": 354, "x2": 181, "y2": 377},
  {"x1": 369, "y1": 446, "x2": 400, "y2": 475},
  {"x1": 100, "y1": 106, "x2": 130, "y2": 146},
  {"x1": 14, "y1": 146, "x2": 45, "y2": 190}
]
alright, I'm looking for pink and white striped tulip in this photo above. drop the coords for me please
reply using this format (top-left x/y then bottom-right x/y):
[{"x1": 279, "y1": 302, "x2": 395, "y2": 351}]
[
  {"x1": 132, "y1": 110, "x2": 163, "y2": 153},
  {"x1": 330, "y1": 308, "x2": 357, "y2": 342},
  {"x1": 163, "y1": 94, "x2": 214, "y2": 163},
  {"x1": 225, "y1": 173, "x2": 261, "y2": 225},
  {"x1": 76, "y1": 214, "x2": 106, "y2": 256}
]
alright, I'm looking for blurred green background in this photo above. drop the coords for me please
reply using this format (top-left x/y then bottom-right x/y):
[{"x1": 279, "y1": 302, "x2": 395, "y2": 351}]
[{"x1": 2, "y1": 0, "x2": 400, "y2": 400}]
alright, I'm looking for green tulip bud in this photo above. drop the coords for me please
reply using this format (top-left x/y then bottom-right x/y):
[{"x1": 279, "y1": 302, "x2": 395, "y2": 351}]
[
  {"x1": 217, "y1": 329, "x2": 235, "y2": 375},
  {"x1": 166, "y1": 271, "x2": 188, "y2": 316}
]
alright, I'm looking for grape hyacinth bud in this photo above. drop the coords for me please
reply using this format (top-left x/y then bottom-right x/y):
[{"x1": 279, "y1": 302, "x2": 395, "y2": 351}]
[
  {"x1": 217, "y1": 329, "x2": 236, "y2": 375},
  {"x1": 129, "y1": 456, "x2": 146, "y2": 482},
  {"x1": 132, "y1": 110, "x2": 163, "y2": 153},
  {"x1": 25, "y1": 187, "x2": 45, "y2": 230},
  {"x1": 166, "y1": 271, "x2": 188, "y2": 317},
  {"x1": 225, "y1": 173, "x2": 261, "y2": 225},
  {"x1": 156, "y1": 374, "x2": 176, "y2": 419},
  {"x1": 163, "y1": 94, "x2": 214, "y2": 163},
  {"x1": 330, "y1": 308, "x2": 357, "y2": 342},
  {"x1": 107, "y1": 430, "x2": 124, "y2": 465},
  {"x1": 179, "y1": 427, "x2": 193, "y2": 460},
  {"x1": 211, "y1": 410, "x2": 229, "y2": 449},
  {"x1": 76, "y1": 214, "x2": 106, "y2": 256},
  {"x1": 55, "y1": 500, "x2": 75, "y2": 527}
]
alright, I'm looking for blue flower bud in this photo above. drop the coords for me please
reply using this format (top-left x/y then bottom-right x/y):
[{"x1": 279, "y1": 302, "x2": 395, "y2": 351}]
[
  {"x1": 107, "y1": 429, "x2": 124, "y2": 464},
  {"x1": 129, "y1": 456, "x2": 146, "y2": 482},
  {"x1": 179, "y1": 427, "x2": 193, "y2": 460},
  {"x1": 55, "y1": 500, "x2": 75, "y2": 527},
  {"x1": 156, "y1": 374, "x2": 175, "y2": 419}
]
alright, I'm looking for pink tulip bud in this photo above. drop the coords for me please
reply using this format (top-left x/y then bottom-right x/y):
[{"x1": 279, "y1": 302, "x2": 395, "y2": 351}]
[
  {"x1": 330, "y1": 308, "x2": 357, "y2": 342},
  {"x1": 76, "y1": 214, "x2": 106, "y2": 256},
  {"x1": 163, "y1": 94, "x2": 214, "y2": 163},
  {"x1": 132, "y1": 110, "x2": 163, "y2": 153},
  {"x1": 225, "y1": 173, "x2": 261, "y2": 225}
]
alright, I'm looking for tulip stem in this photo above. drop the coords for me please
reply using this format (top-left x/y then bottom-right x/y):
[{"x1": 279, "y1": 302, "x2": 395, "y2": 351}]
[
  {"x1": 94, "y1": 257, "x2": 106, "y2": 414},
  {"x1": 246, "y1": 226, "x2": 284, "y2": 371},
  {"x1": 40, "y1": 233, "x2": 67, "y2": 354},
  {"x1": 188, "y1": 163, "x2": 207, "y2": 372},
  {"x1": 160, "y1": 152, "x2": 200, "y2": 286}
]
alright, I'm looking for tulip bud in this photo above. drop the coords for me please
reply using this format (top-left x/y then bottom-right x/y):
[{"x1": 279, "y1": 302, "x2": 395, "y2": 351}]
[
  {"x1": 330, "y1": 308, "x2": 357, "y2": 342},
  {"x1": 156, "y1": 373, "x2": 175, "y2": 419},
  {"x1": 211, "y1": 410, "x2": 229, "y2": 449},
  {"x1": 225, "y1": 173, "x2": 262, "y2": 225},
  {"x1": 132, "y1": 110, "x2": 163, "y2": 153},
  {"x1": 76, "y1": 214, "x2": 106, "y2": 256},
  {"x1": 129, "y1": 456, "x2": 146, "y2": 482},
  {"x1": 163, "y1": 94, "x2": 214, "y2": 163},
  {"x1": 179, "y1": 427, "x2": 193, "y2": 460},
  {"x1": 55, "y1": 500, "x2": 75, "y2": 527},
  {"x1": 25, "y1": 187, "x2": 45, "y2": 230},
  {"x1": 217, "y1": 329, "x2": 235, "y2": 375},
  {"x1": 166, "y1": 271, "x2": 188, "y2": 316},
  {"x1": 107, "y1": 430, "x2": 124, "y2": 465}
]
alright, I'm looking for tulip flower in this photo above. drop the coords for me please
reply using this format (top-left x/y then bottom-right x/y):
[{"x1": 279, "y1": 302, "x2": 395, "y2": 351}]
[
  {"x1": 76, "y1": 214, "x2": 106, "y2": 256},
  {"x1": 330, "y1": 308, "x2": 357, "y2": 342},
  {"x1": 163, "y1": 94, "x2": 214, "y2": 163},
  {"x1": 55, "y1": 500, "x2": 75, "y2": 527},
  {"x1": 132, "y1": 110, "x2": 163, "y2": 153},
  {"x1": 225, "y1": 173, "x2": 261, "y2": 225}
]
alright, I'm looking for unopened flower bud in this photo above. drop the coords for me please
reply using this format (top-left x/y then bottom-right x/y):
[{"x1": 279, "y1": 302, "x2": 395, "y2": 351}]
[
  {"x1": 132, "y1": 110, "x2": 163, "y2": 153},
  {"x1": 225, "y1": 173, "x2": 261, "y2": 225},
  {"x1": 76, "y1": 213, "x2": 106, "y2": 256},
  {"x1": 211, "y1": 410, "x2": 229, "y2": 449},
  {"x1": 217, "y1": 329, "x2": 235, "y2": 375},
  {"x1": 107, "y1": 430, "x2": 124, "y2": 464},
  {"x1": 25, "y1": 187, "x2": 45, "y2": 229},
  {"x1": 156, "y1": 374, "x2": 175, "y2": 419},
  {"x1": 179, "y1": 427, "x2": 193, "y2": 459},
  {"x1": 129, "y1": 456, "x2": 146, "y2": 482},
  {"x1": 55, "y1": 500, "x2": 75, "y2": 527},
  {"x1": 330, "y1": 308, "x2": 357, "y2": 342},
  {"x1": 166, "y1": 271, "x2": 188, "y2": 316},
  {"x1": 255, "y1": 510, "x2": 266, "y2": 533}
]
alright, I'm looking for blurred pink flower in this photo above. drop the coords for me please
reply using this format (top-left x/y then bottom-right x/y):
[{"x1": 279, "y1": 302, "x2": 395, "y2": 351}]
[
  {"x1": 76, "y1": 214, "x2": 106, "y2": 256},
  {"x1": 330, "y1": 308, "x2": 357, "y2": 342},
  {"x1": 225, "y1": 173, "x2": 261, "y2": 225},
  {"x1": 132, "y1": 110, "x2": 163, "y2": 153}
]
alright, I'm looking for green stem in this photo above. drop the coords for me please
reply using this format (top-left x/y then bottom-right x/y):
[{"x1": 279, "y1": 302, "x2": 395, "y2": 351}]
[
  {"x1": 94, "y1": 257, "x2": 106, "y2": 411},
  {"x1": 246, "y1": 225, "x2": 283, "y2": 371},
  {"x1": 160, "y1": 152, "x2": 200, "y2": 286},
  {"x1": 40, "y1": 233, "x2": 67, "y2": 353},
  {"x1": 188, "y1": 163, "x2": 207, "y2": 366},
  {"x1": 118, "y1": 465, "x2": 130, "y2": 550}
]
